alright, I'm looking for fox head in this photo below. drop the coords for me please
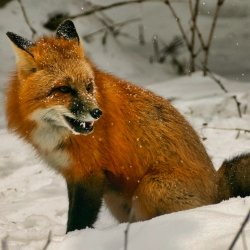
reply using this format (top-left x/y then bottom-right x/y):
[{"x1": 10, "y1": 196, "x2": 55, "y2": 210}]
[{"x1": 6, "y1": 20, "x2": 102, "y2": 136}]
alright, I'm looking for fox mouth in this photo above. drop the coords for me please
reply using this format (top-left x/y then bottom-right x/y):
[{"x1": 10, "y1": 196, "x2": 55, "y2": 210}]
[{"x1": 64, "y1": 116, "x2": 94, "y2": 134}]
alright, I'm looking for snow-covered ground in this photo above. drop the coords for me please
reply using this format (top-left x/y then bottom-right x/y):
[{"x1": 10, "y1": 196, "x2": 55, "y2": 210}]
[
  {"x1": 1, "y1": 73, "x2": 250, "y2": 250},
  {"x1": 0, "y1": 0, "x2": 250, "y2": 249}
]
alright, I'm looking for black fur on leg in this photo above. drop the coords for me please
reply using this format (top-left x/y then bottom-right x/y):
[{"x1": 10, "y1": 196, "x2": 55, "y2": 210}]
[{"x1": 66, "y1": 176, "x2": 104, "y2": 233}]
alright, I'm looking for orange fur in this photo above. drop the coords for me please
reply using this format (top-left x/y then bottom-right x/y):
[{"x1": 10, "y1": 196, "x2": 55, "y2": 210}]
[{"x1": 6, "y1": 27, "x2": 219, "y2": 226}]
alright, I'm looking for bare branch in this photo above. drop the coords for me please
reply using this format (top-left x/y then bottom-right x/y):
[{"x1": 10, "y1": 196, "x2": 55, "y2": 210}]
[
  {"x1": 231, "y1": 95, "x2": 242, "y2": 118},
  {"x1": 228, "y1": 209, "x2": 250, "y2": 250},
  {"x1": 203, "y1": 126, "x2": 250, "y2": 134},
  {"x1": 124, "y1": 221, "x2": 131, "y2": 250},
  {"x1": 194, "y1": 25, "x2": 206, "y2": 51},
  {"x1": 124, "y1": 207, "x2": 135, "y2": 250},
  {"x1": 200, "y1": 66, "x2": 242, "y2": 118},
  {"x1": 67, "y1": 0, "x2": 197, "y2": 72},
  {"x1": 152, "y1": 35, "x2": 160, "y2": 62},
  {"x1": 194, "y1": 46, "x2": 203, "y2": 58},
  {"x1": 66, "y1": 0, "x2": 225, "y2": 75},
  {"x1": 89, "y1": 2, "x2": 119, "y2": 37},
  {"x1": 1, "y1": 235, "x2": 9, "y2": 250},
  {"x1": 235, "y1": 131, "x2": 240, "y2": 139},
  {"x1": 81, "y1": 0, "x2": 140, "y2": 44},
  {"x1": 102, "y1": 30, "x2": 109, "y2": 45},
  {"x1": 82, "y1": 18, "x2": 140, "y2": 42},
  {"x1": 42, "y1": 231, "x2": 52, "y2": 250},
  {"x1": 97, "y1": 16, "x2": 120, "y2": 37},
  {"x1": 69, "y1": 0, "x2": 167, "y2": 20},
  {"x1": 68, "y1": 0, "x2": 191, "y2": 56},
  {"x1": 138, "y1": 24, "x2": 145, "y2": 45},
  {"x1": 83, "y1": 28, "x2": 106, "y2": 42},
  {"x1": 188, "y1": 0, "x2": 193, "y2": 15},
  {"x1": 203, "y1": 0, "x2": 226, "y2": 75},
  {"x1": 202, "y1": 66, "x2": 228, "y2": 93},
  {"x1": 191, "y1": 0, "x2": 200, "y2": 42},
  {"x1": 165, "y1": 1, "x2": 191, "y2": 51},
  {"x1": 16, "y1": 0, "x2": 37, "y2": 39},
  {"x1": 189, "y1": 0, "x2": 200, "y2": 72},
  {"x1": 241, "y1": 230, "x2": 248, "y2": 250},
  {"x1": 188, "y1": 0, "x2": 206, "y2": 51}
]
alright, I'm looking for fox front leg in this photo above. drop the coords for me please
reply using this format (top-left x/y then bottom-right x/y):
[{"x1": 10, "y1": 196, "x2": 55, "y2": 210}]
[{"x1": 66, "y1": 177, "x2": 104, "y2": 233}]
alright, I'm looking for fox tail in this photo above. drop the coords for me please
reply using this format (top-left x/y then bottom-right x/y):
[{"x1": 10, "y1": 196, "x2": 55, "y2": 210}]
[{"x1": 217, "y1": 153, "x2": 250, "y2": 201}]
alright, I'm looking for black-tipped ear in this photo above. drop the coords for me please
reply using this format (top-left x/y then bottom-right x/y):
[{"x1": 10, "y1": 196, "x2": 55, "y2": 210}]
[
  {"x1": 6, "y1": 32, "x2": 34, "y2": 56},
  {"x1": 56, "y1": 20, "x2": 79, "y2": 44}
]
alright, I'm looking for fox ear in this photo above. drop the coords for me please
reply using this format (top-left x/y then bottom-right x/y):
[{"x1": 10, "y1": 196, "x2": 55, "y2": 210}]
[
  {"x1": 6, "y1": 32, "x2": 34, "y2": 57},
  {"x1": 56, "y1": 20, "x2": 79, "y2": 44},
  {"x1": 6, "y1": 32, "x2": 36, "y2": 74}
]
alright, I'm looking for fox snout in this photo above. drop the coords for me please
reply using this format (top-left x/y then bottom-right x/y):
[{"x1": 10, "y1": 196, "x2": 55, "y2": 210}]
[
  {"x1": 70, "y1": 97, "x2": 102, "y2": 120},
  {"x1": 35, "y1": 97, "x2": 103, "y2": 136},
  {"x1": 64, "y1": 96, "x2": 102, "y2": 135}
]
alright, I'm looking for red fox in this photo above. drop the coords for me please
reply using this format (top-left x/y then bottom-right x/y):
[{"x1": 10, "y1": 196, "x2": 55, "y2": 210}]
[{"x1": 6, "y1": 20, "x2": 250, "y2": 232}]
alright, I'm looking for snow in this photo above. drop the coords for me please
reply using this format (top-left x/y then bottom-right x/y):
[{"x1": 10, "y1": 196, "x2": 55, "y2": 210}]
[
  {"x1": 57, "y1": 199, "x2": 250, "y2": 250},
  {"x1": 0, "y1": 0, "x2": 250, "y2": 249}
]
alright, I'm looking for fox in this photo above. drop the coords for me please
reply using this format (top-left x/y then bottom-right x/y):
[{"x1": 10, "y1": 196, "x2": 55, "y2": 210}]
[{"x1": 5, "y1": 20, "x2": 250, "y2": 233}]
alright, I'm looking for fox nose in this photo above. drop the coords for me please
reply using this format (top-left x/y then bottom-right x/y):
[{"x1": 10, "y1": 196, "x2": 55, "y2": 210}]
[{"x1": 90, "y1": 108, "x2": 102, "y2": 119}]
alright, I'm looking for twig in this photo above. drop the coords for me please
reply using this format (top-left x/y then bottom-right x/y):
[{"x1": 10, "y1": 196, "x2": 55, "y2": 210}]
[
  {"x1": 188, "y1": 0, "x2": 205, "y2": 51},
  {"x1": 67, "y1": 0, "x2": 200, "y2": 73},
  {"x1": 82, "y1": 18, "x2": 140, "y2": 42},
  {"x1": 69, "y1": 0, "x2": 167, "y2": 19},
  {"x1": 102, "y1": 30, "x2": 108, "y2": 45},
  {"x1": 162, "y1": 36, "x2": 183, "y2": 56},
  {"x1": 235, "y1": 131, "x2": 240, "y2": 139},
  {"x1": 67, "y1": 0, "x2": 225, "y2": 75},
  {"x1": 1, "y1": 236, "x2": 9, "y2": 250},
  {"x1": 203, "y1": 126, "x2": 250, "y2": 134},
  {"x1": 138, "y1": 24, "x2": 145, "y2": 45},
  {"x1": 96, "y1": 15, "x2": 139, "y2": 37},
  {"x1": 194, "y1": 23, "x2": 206, "y2": 50},
  {"x1": 42, "y1": 231, "x2": 52, "y2": 250},
  {"x1": 201, "y1": 66, "x2": 242, "y2": 118},
  {"x1": 16, "y1": 0, "x2": 37, "y2": 39},
  {"x1": 124, "y1": 207, "x2": 135, "y2": 250},
  {"x1": 91, "y1": 4, "x2": 119, "y2": 37},
  {"x1": 165, "y1": 0, "x2": 191, "y2": 51},
  {"x1": 189, "y1": 0, "x2": 200, "y2": 72},
  {"x1": 124, "y1": 221, "x2": 131, "y2": 250},
  {"x1": 203, "y1": 66, "x2": 228, "y2": 93},
  {"x1": 68, "y1": 0, "x2": 191, "y2": 58},
  {"x1": 171, "y1": 57, "x2": 186, "y2": 75},
  {"x1": 241, "y1": 230, "x2": 248, "y2": 250},
  {"x1": 81, "y1": 0, "x2": 140, "y2": 42},
  {"x1": 188, "y1": 0, "x2": 193, "y2": 15},
  {"x1": 83, "y1": 28, "x2": 106, "y2": 42},
  {"x1": 194, "y1": 45, "x2": 203, "y2": 58},
  {"x1": 228, "y1": 209, "x2": 250, "y2": 250},
  {"x1": 152, "y1": 35, "x2": 160, "y2": 62},
  {"x1": 232, "y1": 95, "x2": 242, "y2": 119},
  {"x1": 203, "y1": 0, "x2": 226, "y2": 76}
]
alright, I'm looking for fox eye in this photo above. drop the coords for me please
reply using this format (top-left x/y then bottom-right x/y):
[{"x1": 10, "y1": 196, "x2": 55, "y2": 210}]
[
  {"x1": 86, "y1": 81, "x2": 94, "y2": 94},
  {"x1": 30, "y1": 67, "x2": 37, "y2": 73},
  {"x1": 56, "y1": 86, "x2": 73, "y2": 94}
]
